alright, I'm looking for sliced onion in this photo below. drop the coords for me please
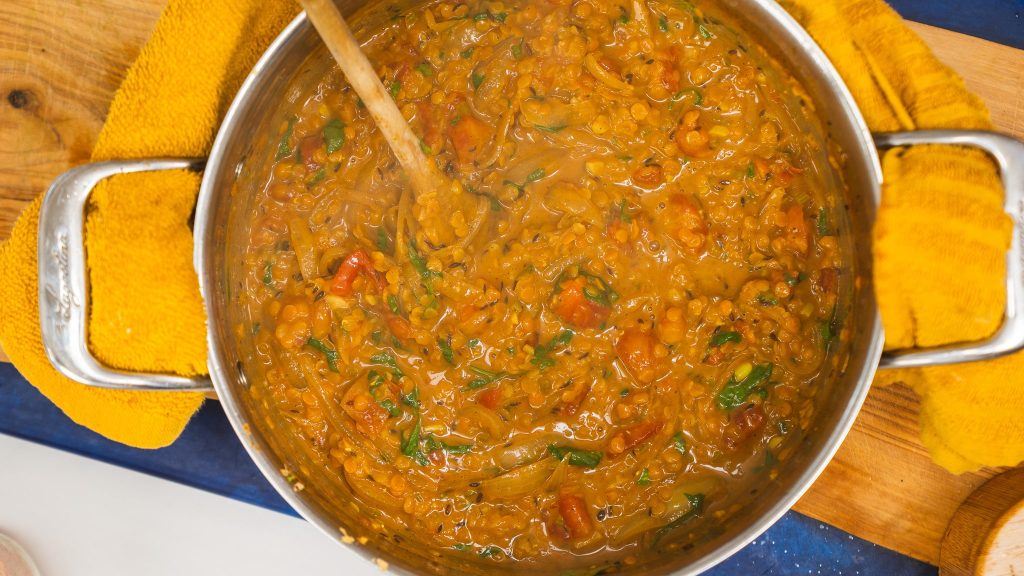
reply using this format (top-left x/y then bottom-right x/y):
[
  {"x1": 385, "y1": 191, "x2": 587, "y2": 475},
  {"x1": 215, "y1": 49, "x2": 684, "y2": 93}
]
[
  {"x1": 459, "y1": 195, "x2": 491, "y2": 248},
  {"x1": 345, "y1": 468, "x2": 400, "y2": 513},
  {"x1": 778, "y1": 345, "x2": 823, "y2": 377},
  {"x1": 664, "y1": 476, "x2": 724, "y2": 517},
  {"x1": 545, "y1": 128, "x2": 615, "y2": 157},
  {"x1": 472, "y1": 67, "x2": 516, "y2": 118},
  {"x1": 438, "y1": 469, "x2": 493, "y2": 492},
  {"x1": 459, "y1": 404, "x2": 506, "y2": 440},
  {"x1": 501, "y1": 151, "x2": 554, "y2": 184},
  {"x1": 323, "y1": 294, "x2": 351, "y2": 312},
  {"x1": 479, "y1": 458, "x2": 558, "y2": 499},
  {"x1": 545, "y1": 185, "x2": 602, "y2": 224},
  {"x1": 288, "y1": 216, "x2": 319, "y2": 280},
  {"x1": 632, "y1": 0, "x2": 652, "y2": 38},
  {"x1": 318, "y1": 246, "x2": 347, "y2": 276},
  {"x1": 787, "y1": 175, "x2": 813, "y2": 207},
  {"x1": 300, "y1": 359, "x2": 383, "y2": 459},
  {"x1": 497, "y1": 432, "x2": 560, "y2": 468},
  {"x1": 758, "y1": 187, "x2": 786, "y2": 220},
  {"x1": 584, "y1": 53, "x2": 633, "y2": 93},
  {"x1": 611, "y1": 476, "x2": 723, "y2": 545},
  {"x1": 433, "y1": 274, "x2": 477, "y2": 301},
  {"x1": 423, "y1": 10, "x2": 459, "y2": 33},
  {"x1": 479, "y1": 103, "x2": 514, "y2": 168},
  {"x1": 616, "y1": 294, "x2": 657, "y2": 315},
  {"x1": 470, "y1": 37, "x2": 520, "y2": 119},
  {"x1": 543, "y1": 458, "x2": 571, "y2": 491},
  {"x1": 611, "y1": 510, "x2": 659, "y2": 546},
  {"x1": 520, "y1": 97, "x2": 571, "y2": 132}
]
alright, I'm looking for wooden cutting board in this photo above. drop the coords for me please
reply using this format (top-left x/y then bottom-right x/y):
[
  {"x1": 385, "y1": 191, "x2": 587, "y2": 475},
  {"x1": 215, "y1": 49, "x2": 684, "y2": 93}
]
[{"x1": 1, "y1": 0, "x2": 1022, "y2": 566}]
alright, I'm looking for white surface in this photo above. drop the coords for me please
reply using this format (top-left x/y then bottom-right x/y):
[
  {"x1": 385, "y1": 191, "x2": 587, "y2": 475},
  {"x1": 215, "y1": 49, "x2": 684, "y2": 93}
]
[{"x1": 0, "y1": 434, "x2": 380, "y2": 576}]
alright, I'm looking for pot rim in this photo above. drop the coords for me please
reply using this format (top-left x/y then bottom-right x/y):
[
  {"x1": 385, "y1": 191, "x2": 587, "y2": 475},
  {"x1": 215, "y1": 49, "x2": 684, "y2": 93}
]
[{"x1": 193, "y1": 3, "x2": 886, "y2": 574}]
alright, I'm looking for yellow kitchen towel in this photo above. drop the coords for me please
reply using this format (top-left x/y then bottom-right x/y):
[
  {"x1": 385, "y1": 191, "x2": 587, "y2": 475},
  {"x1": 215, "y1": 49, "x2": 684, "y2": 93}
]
[
  {"x1": 783, "y1": 0, "x2": 1023, "y2": 472},
  {"x1": 0, "y1": 0, "x2": 298, "y2": 448}
]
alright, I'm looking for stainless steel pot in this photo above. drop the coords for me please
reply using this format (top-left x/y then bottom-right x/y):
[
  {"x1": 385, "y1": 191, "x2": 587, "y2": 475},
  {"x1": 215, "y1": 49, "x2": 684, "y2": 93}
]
[{"x1": 35, "y1": 0, "x2": 1024, "y2": 573}]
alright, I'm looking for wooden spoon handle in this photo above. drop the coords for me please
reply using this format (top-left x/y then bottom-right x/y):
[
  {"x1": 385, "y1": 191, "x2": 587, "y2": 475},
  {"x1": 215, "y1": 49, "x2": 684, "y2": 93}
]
[{"x1": 299, "y1": 0, "x2": 442, "y2": 197}]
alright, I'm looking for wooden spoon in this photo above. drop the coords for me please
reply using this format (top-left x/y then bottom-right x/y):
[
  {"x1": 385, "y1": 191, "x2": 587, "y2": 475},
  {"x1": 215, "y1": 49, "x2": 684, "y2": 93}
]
[{"x1": 299, "y1": 0, "x2": 444, "y2": 198}]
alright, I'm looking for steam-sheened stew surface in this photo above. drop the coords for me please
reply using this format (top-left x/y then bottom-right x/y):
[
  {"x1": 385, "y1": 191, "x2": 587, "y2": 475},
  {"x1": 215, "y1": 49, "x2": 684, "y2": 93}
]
[{"x1": 240, "y1": 0, "x2": 844, "y2": 569}]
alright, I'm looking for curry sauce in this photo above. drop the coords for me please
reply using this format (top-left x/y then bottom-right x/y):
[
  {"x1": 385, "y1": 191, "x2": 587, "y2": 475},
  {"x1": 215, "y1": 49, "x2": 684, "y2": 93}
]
[{"x1": 238, "y1": 0, "x2": 845, "y2": 569}]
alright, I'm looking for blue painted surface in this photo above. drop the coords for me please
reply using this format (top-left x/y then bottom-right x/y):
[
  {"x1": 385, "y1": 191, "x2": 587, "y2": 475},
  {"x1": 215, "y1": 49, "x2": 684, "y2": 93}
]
[
  {"x1": 888, "y1": 0, "x2": 1023, "y2": 50},
  {"x1": 0, "y1": 363, "x2": 290, "y2": 515},
  {"x1": 0, "y1": 364, "x2": 934, "y2": 575},
  {"x1": 2, "y1": 2, "x2": 1019, "y2": 574}
]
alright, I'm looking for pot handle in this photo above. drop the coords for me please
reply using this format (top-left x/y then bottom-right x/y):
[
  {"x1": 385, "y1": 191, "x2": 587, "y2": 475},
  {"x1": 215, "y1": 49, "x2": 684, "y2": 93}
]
[
  {"x1": 37, "y1": 159, "x2": 214, "y2": 391},
  {"x1": 875, "y1": 130, "x2": 1024, "y2": 369}
]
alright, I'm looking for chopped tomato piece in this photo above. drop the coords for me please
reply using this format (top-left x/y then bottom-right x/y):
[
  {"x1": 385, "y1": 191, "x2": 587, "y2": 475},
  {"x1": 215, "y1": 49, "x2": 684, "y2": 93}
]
[
  {"x1": 632, "y1": 164, "x2": 664, "y2": 188},
  {"x1": 543, "y1": 507, "x2": 571, "y2": 541},
  {"x1": 817, "y1": 267, "x2": 840, "y2": 294},
  {"x1": 615, "y1": 327, "x2": 659, "y2": 383},
  {"x1": 783, "y1": 204, "x2": 809, "y2": 254},
  {"x1": 299, "y1": 135, "x2": 324, "y2": 171},
  {"x1": 753, "y1": 157, "x2": 770, "y2": 180},
  {"x1": 329, "y1": 250, "x2": 367, "y2": 296},
  {"x1": 607, "y1": 420, "x2": 664, "y2": 457},
  {"x1": 557, "y1": 494, "x2": 594, "y2": 539},
  {"x1": 449, "y1": 114, "x2": 490, "y2": 165},
  {"x1": 340, "y1": 381, "x2": 388, "y2": 436},
  {"x1": 386, "y1": 314, "x2": 413, "y2": 340},
  {"x1": 552, "y1": 276, "x2": 611, "y2": 329},
  {"x1": 458, "y1": 300, "x2": 508, "y2": 336},
  {"x1": 477, "y1": 386, "x2": 502, "y2": 410},
  {"x1": 704, "y1": 348, "x2": 726, "y2": 366},
  {"x1": 562, "y1": 383, "x2": 591, "y2": 416},
  {"x1": 724, "y1": 404, "x2": 766, "y2": 448},
  {"x1": 386, "y1": 380, "x2": 404, "y2": 398},
  {"x1": 622, "y1": 420, "x2": 664, "y2": 451},
  {"x1": 774, "y1": 161, "x2": 805, "y2": 185},
  {"x1": 329, "y1": 250, "x2": 382, "y2": 296},
  {"x1": 607, "y1": 218, "x2": 629, "y2": 244},
  {"x1": 657, "y1": 51, "x2": 681, "y2": 93},
  {"x1": 669, "y1": 194, "x2": 707, "y2": 254},
  {"x1": 674, "y1": 110, "x2": 711, "y2": 158},
  {"x1": 417, "y1": 101, "x2": 445, "y2": 154}
]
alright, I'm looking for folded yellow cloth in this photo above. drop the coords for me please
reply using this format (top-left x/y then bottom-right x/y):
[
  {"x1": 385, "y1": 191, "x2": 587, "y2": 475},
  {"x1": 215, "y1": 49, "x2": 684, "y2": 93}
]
[
  {"x1": 783, "y1": 0, "x2": 1022, "y2": 472},
  {"x1": 1, "y1": 0, "x2": 1020, "y2": 469},
  {"x1": 0, "y1": 0, "x2": 297, "y2": 448}
]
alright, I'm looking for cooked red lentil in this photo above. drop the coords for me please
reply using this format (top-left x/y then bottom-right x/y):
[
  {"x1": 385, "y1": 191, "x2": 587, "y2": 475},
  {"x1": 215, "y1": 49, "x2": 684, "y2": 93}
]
[{"x1": 240, "y1": 0, "x2": 844, "y2": 568}]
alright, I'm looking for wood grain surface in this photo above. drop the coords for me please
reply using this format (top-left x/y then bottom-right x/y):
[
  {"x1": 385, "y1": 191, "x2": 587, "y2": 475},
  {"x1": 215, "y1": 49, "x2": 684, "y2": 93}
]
[
  {"x1": 0, "y1": 0, "x2": 167, "y2": 241},
  {"x1": 939, "y1": 468, "x2": 1024, "y2": 576},
  {"x1": 907, "y1": 22, "x2": 1024, "y2": 139},
  {"x1": 1, "y1": 1, "x2": 1023, "y2": 566}
]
